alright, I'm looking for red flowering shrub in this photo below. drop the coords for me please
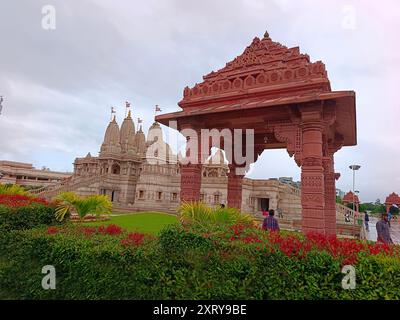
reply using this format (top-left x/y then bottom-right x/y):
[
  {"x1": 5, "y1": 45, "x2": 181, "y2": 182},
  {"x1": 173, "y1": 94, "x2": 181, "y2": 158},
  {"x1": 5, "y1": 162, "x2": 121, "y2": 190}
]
[
  {"x1": 215, "y1": 225, "x2": 400, "y2": 265},
  {"x1": 98, "y1": 224, "x2": 123, "y2": 235},
  {"x1": 120, "y1": 232, "x2": 145, "y2": 247},
  {"x1": 47, "y1": 226, "x2": 58, "y2": 234},
  {"x1": 80, "y1": 226, "x2": 97, "y2": 236},
  {"x1": 0, "y1": 194, "x2": 49, "y2": 208}
]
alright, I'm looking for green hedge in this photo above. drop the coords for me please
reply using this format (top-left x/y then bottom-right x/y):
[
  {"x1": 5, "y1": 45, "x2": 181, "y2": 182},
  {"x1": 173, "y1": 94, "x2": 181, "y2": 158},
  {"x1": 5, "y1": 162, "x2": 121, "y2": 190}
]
[
  {"x1": 0, "y1": 204, "x2": 60, "y2": 231},
  {"x1": 1, "y1": 224, "x2": 400, "y2": 299}
]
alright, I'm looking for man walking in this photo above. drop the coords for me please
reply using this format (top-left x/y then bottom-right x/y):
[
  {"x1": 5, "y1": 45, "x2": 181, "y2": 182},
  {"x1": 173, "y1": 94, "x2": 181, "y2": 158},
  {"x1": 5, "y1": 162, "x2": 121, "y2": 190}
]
[
  {"x1": 376, "y1": 213, "x2": 393, "y2": 244},
  {"x1": 262, "y1": 209, "x2": 280, "y2": 232}
]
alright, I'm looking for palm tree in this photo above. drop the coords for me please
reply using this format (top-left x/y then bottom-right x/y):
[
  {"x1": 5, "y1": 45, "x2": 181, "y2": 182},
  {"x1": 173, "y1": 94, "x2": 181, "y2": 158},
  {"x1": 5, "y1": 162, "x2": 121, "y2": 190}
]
[
  {"x1": 178, "y1": 201, "x2": 254, "y2": 228},
  {"x1": 55, "y1": 192, "x2": 112, "y2": 222}
]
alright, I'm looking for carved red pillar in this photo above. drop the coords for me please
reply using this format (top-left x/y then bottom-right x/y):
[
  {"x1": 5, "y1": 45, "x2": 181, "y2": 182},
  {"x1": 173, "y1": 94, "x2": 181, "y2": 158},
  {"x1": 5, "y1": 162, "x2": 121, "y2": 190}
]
[
  {"x1": 180, "y1": 164, "x2": 202, "y2": 202},
  {"x1": 180, "y1": 128, "x2": 209, "y2": 203},
  {"x1": 227, "y1": 165, "x2": 244, "y2": 210},
  {"x1": 300, "y1": 111, "x2": 326, "y2": 235},
  {"x1": 323, "y1": 155, "x2": 337, "y2": 236}
]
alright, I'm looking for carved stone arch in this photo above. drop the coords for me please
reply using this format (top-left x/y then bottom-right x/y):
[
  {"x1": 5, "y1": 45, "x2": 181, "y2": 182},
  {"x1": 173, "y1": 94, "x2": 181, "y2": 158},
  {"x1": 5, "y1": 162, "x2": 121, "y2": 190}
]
[
  {"x1": 273, "y1": 125, "x2": 303, "y2": 167},
  {"x1": 111, "y1": 162, "x2": 121, "y2": 175}
]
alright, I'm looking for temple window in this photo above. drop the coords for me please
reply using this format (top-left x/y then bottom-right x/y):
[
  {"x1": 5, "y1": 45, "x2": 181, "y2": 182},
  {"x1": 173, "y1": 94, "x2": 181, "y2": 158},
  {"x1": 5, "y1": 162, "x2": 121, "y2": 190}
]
[
  {"x1": 139, "y1": 190, "x2": 145, "y2": 199},
  {"x1": 172, "y1": 193, "x2": 178, "y2": 201},
  {"x1": 111, "y1": 164, "x2": 121, "y2": 175},
  {"x1": 157, "y1": 192, "x2": 162, "y2": 200}
]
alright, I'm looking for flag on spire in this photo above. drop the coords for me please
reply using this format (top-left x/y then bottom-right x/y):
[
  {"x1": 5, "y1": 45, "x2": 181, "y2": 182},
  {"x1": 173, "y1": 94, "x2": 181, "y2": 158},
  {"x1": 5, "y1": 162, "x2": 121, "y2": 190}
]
[
  {"x1": 138, "y1": 117, "x2": 143, "y2": 124},
  {"x1": 110, "y1": 106, "x2": 116, "y2": 121},
  {"x1": 125, "y1": 100, "x2": 131, "y2": 117},
  {"x1": 155, "y1": 105, "x2": 162, "y2": 113}
]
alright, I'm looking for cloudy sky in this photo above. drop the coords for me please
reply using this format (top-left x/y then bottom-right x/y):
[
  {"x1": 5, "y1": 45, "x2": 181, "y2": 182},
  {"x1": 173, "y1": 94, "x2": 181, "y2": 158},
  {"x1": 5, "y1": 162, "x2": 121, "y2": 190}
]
[{"x1": 0, "y1": 0, "x2": 399, "y2": 202}]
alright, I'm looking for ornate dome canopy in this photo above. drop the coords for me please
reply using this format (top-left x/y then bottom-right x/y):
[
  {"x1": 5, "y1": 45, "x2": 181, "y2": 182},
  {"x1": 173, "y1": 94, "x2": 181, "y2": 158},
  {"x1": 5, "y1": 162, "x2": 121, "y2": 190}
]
[
  {"x1": 343, "y1": 191, "x2": 360, "y2": 204},
  {"x1": 385, "y1": 192, "x2": 400, "y2": 205}
]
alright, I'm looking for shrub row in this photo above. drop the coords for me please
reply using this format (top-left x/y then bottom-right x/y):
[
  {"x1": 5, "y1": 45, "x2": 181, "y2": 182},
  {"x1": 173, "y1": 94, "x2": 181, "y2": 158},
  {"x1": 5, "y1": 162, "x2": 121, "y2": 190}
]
[
  {"x1": 1, "y1": 223, "x2": 400, "y2": 299},
  {"x1": 0, "y1": 203, "x2": 61, "y2": 231}
]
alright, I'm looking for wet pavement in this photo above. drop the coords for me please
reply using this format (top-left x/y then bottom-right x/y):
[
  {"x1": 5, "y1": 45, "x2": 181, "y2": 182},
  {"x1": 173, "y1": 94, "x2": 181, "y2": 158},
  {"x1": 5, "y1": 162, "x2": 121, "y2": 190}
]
[{"x1": 365, "y1": 217, "x2": 400, "y2": 244}]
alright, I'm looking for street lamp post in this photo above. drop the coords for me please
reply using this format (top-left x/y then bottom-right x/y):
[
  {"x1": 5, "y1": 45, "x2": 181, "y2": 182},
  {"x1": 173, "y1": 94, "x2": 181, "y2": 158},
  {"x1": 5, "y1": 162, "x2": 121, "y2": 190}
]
[
  {"x1": 349, "y1": 165, "x2": 361, "y2": 212},
  {"x1": 349, "y1": 165, "x2": 361, "y2": 237}
]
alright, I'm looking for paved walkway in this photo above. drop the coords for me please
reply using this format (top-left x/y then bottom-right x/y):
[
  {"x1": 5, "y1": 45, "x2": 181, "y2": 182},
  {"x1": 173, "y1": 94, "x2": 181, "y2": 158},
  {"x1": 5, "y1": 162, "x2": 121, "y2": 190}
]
[{"x1": 365, "y1": 217, "x2": 400, "y2": 244}]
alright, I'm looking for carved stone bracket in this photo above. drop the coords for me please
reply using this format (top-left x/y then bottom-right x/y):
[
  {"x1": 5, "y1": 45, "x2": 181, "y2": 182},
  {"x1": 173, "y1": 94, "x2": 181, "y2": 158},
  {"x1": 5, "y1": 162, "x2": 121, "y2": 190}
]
[{"x1": 273, "y1": 125, "x2": 303, "y2": 167}]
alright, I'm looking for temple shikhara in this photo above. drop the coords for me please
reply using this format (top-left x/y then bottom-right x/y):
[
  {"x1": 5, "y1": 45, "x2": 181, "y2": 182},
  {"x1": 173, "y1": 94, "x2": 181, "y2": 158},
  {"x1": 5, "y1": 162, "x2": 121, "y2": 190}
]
[{"x1": 1, "y1": 31, "x2": 372, "y2": 236}]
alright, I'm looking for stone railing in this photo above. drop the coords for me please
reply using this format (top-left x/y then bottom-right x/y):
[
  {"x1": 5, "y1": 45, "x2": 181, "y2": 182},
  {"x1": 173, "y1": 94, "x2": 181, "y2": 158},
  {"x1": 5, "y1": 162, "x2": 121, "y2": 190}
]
[
  {"x1": 30, "y1": 176, "x2": 74, "y2": 196},
  {"x1": 335, "y1": 203, "x2": 359, "y2": 225},
  {"x1": 284, "y1": 183, "x2": 359, "y2": 225},
  {"x1": 32, "y1": 174, "x2": 108, "y2": 200}
]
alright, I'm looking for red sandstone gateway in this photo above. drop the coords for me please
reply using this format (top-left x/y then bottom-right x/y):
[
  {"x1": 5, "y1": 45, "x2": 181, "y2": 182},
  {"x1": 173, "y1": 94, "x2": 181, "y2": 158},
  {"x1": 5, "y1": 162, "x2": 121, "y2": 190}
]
[{"x1": 156, "y1": 31, "x2": 357, "y2": 236}]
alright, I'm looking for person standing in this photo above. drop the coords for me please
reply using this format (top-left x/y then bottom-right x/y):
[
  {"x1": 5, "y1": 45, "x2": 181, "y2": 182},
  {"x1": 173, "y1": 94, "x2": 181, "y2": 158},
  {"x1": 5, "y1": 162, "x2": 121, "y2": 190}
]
[
  {"x1": 364, "y1": 211, "x2": 370, "y2": 232},
  {"x1": 262, "y1": 209, "x2": 280, "y2": 232},
  {"x1": 376, "y1": 213, "x2": 393, "y2": 244}
]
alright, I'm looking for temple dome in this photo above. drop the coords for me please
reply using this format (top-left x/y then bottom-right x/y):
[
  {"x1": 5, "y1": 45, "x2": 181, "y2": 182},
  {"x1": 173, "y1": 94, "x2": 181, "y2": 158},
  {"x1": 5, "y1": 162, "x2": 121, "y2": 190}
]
[
  {"x1": 100, "y1": 116, "x2": 122, "y2": 155},
  {"x1": 135, "y1": 125, "x2": 146, "y2": 155},
  {"x1": 120, "y1": 111, "x2": 136, "y2": 154},
  {"x1": 147, "y1": 122, "x2": 163, "y2": 143}
]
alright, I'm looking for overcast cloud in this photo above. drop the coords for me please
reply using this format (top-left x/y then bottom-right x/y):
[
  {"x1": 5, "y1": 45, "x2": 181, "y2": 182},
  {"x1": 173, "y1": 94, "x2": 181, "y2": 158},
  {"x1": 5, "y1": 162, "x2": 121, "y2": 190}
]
[{"x1": 0, "y1": 0, "x2": 399, "y2": 202}]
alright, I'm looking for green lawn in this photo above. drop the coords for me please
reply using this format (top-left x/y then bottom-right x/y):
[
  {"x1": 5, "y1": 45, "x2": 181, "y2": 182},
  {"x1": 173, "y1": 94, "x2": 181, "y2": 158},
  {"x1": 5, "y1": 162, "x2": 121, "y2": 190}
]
[{"x1": 84, "y1": 212, "x2": 178, "y2": 235}]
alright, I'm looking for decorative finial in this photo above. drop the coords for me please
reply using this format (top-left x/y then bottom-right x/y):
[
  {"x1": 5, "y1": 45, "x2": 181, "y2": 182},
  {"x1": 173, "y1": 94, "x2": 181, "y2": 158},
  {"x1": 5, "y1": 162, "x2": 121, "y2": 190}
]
[
  {"x1": 263, "y1": 30, "x2": 270, "y2": 39},
  {"x1": 112, "y1": 115, "x2": 116, "y2": 122},
  {"x1": 127, "y1": 109, "x2": 132, "y2": 119},
  {"x1": 125, "y1": 100, "x2": 131, "y2": 118},
  {"x1": 110, "y1": 106, "x2": 116, "y2": 122}
]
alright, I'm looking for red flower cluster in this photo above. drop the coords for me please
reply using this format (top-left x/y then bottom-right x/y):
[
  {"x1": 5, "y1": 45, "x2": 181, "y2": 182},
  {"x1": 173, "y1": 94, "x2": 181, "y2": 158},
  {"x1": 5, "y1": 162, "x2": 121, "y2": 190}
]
[
  {"x1": 47, "y1": 226, "x2": 58, "y2": 234},
  {"x1": 98, "y1": 224, "x2": 123, "y2": 235},
  {"x1": 80, "y1": 226, "x2": 97, "y2": 236},
  {"x1": 227, "y1": 224, "x2": 263, "y2": 244},
  {"x1": 46, "y1": 224, "x2": 124, "y2": 237},
  {"x1": 220, "y1": 225, "x2": 399, "y2": 265},
  {"x1": 0, "y1": 194, "x2": 48, "y2": 208},
  {"x1": 120, "y1": 232, "x2": 145, "y2": 247}
]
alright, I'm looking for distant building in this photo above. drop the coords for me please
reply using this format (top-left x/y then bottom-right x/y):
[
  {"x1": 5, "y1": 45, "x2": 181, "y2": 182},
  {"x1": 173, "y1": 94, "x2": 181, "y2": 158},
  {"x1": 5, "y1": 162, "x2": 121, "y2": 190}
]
[
  {"x1": 278, "y1": 177, "x2": 301, "y2": 189},
  {"x1": 0, "y1": 160, "x2": 71, "y2": 187}
]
